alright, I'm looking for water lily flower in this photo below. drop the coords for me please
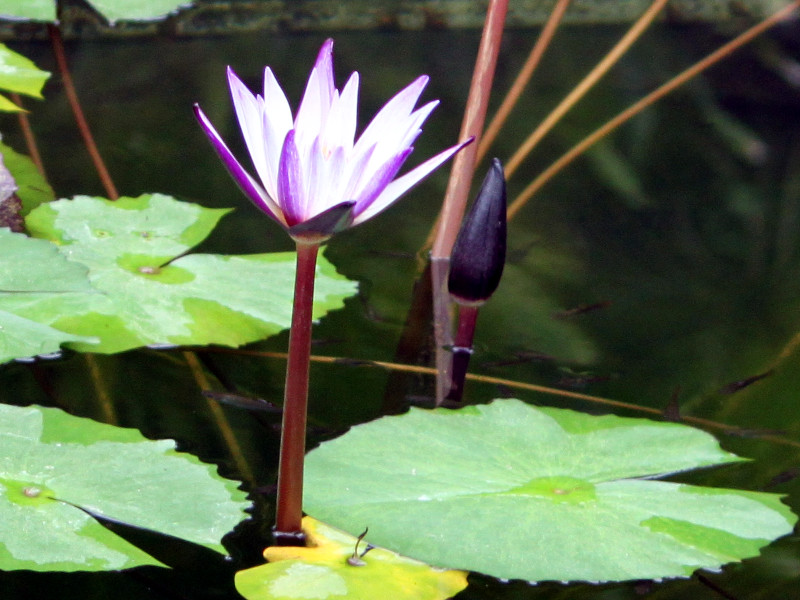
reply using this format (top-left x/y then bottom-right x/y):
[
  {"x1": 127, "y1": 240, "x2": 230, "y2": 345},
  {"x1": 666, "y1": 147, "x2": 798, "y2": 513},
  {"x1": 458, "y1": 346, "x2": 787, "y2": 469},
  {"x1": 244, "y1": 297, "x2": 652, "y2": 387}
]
[{"x1": 194, "y1": 39, "x2": 471, "y2": 241}]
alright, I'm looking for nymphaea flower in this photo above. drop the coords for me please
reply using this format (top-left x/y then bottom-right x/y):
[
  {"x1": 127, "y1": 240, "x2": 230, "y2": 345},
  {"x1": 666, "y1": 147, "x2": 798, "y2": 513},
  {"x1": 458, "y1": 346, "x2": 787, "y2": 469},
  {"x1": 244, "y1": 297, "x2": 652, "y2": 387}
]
[{"x1": 194, "y1": 39, "x2": 471, "y2": 242}]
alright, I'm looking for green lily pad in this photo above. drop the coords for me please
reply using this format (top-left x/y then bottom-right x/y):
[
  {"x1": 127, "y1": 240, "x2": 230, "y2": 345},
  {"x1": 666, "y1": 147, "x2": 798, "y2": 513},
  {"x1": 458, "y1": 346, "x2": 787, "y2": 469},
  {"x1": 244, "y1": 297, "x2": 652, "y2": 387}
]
[
  {"x1": 0, "y1": 0, "x2": 188, "y2": 22},
  {"x1": 0, "y1": 228, "x2": 97, "y2": 362},
  {"x1": 0, "y1": 0, "x2": 56, "y2": 21},
  {"x1": 304, "y1": 399, "x2": 797, "y2": 583},
  {"x1": 0, "y1": 44, "x2": 50, "y2": 112},
  {"x1": 0, "y1": 309, "x2": 94, "y2": 363},
  {"x1": 235, "y1": 516, "x2": 468, "y2": 600},
  {"x1": 6, "y1": 193, "x2": 356, "y2": 353},
  {"x1": 87, "y1": 0, "x2": 190, "y2": 22},
  {"x1": 0, "y1": 403, "x2": 249, "y2": 571}
]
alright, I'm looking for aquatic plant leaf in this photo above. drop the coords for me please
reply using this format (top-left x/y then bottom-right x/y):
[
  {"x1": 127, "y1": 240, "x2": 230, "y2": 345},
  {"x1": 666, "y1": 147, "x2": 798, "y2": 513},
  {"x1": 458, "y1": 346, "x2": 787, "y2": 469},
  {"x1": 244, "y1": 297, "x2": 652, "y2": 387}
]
[
  {"x1": 0, "y1": 0, "x2": 55, "y2": 21},
  {"x1": 0, "y1": 44, "x2": 49, "y2": 111},
  {"x1": 10, "y1": 194, "x2": 355, "y2": 353},
  {"x1": 305, "y1": 399, "x2": 797, "y2": 583},
  {"x1": 0, "y1": 228, "x2": 97, "y2": 362},
  {"x1": 0, "y1": 310, "x2": 93, "y2": 363},
  {"x1": 86, "y1": 0, "x2": 191, "y2": 22},
  {"x1": 0, "y1": 141, "x2": 55, "y2": 214},
  {"x1": 0, "y1": 403, "x2": 249, "y2": 571},
  {"x1": 235, "y1": 516, "x2": 468, "y2": 600}
]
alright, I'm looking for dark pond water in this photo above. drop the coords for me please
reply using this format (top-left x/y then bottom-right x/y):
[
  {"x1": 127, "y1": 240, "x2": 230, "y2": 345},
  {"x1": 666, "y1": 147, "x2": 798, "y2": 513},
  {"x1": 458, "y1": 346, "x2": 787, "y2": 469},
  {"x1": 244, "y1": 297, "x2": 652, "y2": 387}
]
[{"x1": 1, "y1": 19, "x2": 800, "y2": 599}]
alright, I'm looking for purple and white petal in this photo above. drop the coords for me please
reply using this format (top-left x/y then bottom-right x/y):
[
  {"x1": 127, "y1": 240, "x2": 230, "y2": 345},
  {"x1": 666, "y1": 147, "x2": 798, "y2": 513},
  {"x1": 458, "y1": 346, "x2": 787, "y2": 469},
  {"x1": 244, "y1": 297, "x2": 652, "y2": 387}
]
[
  {"x1": 227, "y1": 68, "x2": 272, "y2": 189},
  {"x1": 314, "y1": 39, "x2": 336, "y2": 102},
  {"x1": 317, "y1": 144, "x2": 348, "y2": 211},
  {"x1": 294, "y1": 41, "x2": 336, "y2": 152},
  {"x1": 305, "y1": 136, "x2": 326, "y2": 218},
  {"x1": 322, "y1": 71, "x2": 359, "y2": 155},
  {"x1": 354, "y1": 75, "x2": 429, "y2": 156},
  {"x1": 193, "y1": 103, "x2": 286, "y2": 225},
  {"x1": 353, "y1": 138, "x2": 473, "y2": 225},
  {"x1": 339, "y1": 142, "x2": 376, "y2": 203},
  {"x1": 277, "y1": 130, "x2": 306, "y2": 225},
  {"x1": 351, "y1": 148, "x2": 413, "y2": 219},
  {"x1": 261, "y1": 67, "x2": 294, "y2": 200}
]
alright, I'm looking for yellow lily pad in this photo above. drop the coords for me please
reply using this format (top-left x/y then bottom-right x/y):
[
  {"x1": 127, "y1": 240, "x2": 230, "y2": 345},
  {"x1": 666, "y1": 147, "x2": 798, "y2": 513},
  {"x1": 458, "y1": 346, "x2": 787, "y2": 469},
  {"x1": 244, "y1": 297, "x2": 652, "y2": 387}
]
[{"x1": 235, "y1": 516, "x2": 468, "y2": 600}]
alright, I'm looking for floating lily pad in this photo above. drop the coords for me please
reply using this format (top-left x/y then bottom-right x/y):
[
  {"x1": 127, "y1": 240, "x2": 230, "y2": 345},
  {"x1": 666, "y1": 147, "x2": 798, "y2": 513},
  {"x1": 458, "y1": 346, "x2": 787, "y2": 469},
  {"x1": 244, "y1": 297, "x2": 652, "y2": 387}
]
[
  {"x1": 0, "y1": 44, "x2": 50, "y2": 111},
  {"x1": 0, "y1": 0, "x2": 55, "y2": 21},
  {"x1": 0, "y1": 403, "x2": 249, "y2": 571},
  {"x1": 0, "y1": 310, "x2": 94, "y2": 363},
  {"x1": 87, "y1": 0, "x2": 191, "y2": 22},
  {"x1": 0, "y1": 228, "x2": 97, "y2": 362},
  {"x1": 235, "y1": 516, "x2": 468, "y2": 600},
  {"x1": 6, "y1": 193, "x2": 356, "y2": 353},
  {"x1": 0, "y1": 0, "x2": 189, "y2": 22},
  {"x1": 304, "y1": 399, "x2": 797, "y2": 583}
]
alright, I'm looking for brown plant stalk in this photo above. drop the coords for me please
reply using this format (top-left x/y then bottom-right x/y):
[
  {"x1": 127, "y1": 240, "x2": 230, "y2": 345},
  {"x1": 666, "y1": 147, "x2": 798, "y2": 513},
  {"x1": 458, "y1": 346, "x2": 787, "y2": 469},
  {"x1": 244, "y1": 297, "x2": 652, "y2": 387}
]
[
  {"x1": 429, "y1": 0, "x2": 508, "y2": 404},
  {"x1": 48, "y1": 24, "x2": 118, "y2": 200},
  {"x1": 507, "y1": 0, "x2": 800, "y2": 219},
  {"x1": 203, "y1": 347, "x2": 800, "y2": 450},
  {"x1": 504, "y1": 0, "x2": 670, "y2": 179},
  {"x1": 477, "y1": 0, "x2": 572, "y2": 162},
  {"x1": 11, "y1": 93, "x2": 45, "y2": 177}
]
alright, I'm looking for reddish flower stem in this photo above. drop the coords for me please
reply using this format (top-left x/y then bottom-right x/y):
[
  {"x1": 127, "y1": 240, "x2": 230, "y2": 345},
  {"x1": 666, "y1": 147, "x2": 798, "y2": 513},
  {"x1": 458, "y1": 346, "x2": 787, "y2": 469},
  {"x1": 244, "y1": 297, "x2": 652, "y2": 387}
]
[
  {"x1": 274, "y1": 241, "x2": 319, "y2": 542},
  {"x1": 446, "y1": 304, "x2": 480, "y2": 402}
]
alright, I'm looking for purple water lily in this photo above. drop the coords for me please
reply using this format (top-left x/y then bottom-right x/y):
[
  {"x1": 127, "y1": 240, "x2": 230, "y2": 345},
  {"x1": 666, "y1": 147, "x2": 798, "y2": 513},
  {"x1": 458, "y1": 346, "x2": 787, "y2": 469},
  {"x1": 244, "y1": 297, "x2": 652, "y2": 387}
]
[{"x1": 194, "y1": 39, "x2": 470, "y2": 241}]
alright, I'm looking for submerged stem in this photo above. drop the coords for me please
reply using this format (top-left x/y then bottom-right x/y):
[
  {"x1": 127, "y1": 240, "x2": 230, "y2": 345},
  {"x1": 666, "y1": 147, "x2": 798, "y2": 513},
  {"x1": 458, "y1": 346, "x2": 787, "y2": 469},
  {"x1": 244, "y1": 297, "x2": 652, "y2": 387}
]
[{"x1": 274, "y1": 242, "x2": 319, "y2": 542}]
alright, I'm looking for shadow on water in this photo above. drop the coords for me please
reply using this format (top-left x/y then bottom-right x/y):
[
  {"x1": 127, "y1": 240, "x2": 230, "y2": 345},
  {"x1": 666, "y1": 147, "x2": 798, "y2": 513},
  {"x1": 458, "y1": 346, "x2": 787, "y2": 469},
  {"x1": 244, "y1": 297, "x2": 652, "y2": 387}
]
[{"x1": 1, "y1": 22, "x2": 800, "y2": 599}]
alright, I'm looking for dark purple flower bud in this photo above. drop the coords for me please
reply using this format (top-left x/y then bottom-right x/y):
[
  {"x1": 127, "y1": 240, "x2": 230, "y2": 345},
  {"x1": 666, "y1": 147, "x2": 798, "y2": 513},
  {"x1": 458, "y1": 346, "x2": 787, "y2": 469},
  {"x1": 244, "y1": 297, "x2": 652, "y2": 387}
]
[{"x1": 448, "y1": 158, "x2": 506, "y2": 305}]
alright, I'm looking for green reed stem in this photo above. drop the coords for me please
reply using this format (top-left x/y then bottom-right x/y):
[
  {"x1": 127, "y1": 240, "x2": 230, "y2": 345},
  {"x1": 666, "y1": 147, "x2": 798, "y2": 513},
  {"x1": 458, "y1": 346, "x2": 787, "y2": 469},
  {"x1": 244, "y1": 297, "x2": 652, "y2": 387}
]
[{"x1": 274, "y1": 242, "x2": 319, "y2": 542}]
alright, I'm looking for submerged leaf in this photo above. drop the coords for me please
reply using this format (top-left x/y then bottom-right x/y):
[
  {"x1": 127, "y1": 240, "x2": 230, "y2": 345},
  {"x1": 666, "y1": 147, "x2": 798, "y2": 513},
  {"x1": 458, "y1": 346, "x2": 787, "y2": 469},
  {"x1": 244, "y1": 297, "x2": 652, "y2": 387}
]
[
  {"x1": 7, "y1": 194, "x2": 356, "y2": 353},
  {"x1": 305, "y1": 399, "x2": 797, "y2": 583},
  {"x1": 235, "y1": 516, "x2": 468, "y2": 600},
  {"x1": 0, "y1": 403, "x2": 249, "y2": 571}
]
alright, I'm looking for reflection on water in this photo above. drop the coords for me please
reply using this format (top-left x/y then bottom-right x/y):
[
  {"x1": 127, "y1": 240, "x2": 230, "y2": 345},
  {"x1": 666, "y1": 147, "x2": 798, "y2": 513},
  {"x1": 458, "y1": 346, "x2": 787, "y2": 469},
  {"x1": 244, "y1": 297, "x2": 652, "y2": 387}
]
[{"x1": 2, "y1": 22, "x2": 800, "y2": 599}]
